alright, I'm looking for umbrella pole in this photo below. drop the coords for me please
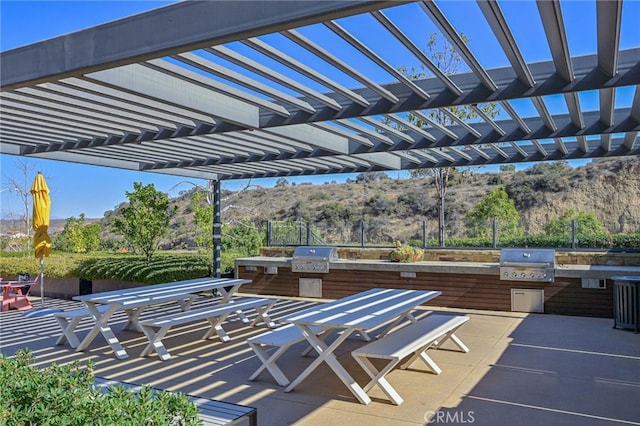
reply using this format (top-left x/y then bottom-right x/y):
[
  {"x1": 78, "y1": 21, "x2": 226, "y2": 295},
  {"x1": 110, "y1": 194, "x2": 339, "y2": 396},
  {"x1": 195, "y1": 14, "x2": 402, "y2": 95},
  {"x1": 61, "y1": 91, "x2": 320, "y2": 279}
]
[{"x1": 40, "y1": 256, "x2": 45, "y2": 308}]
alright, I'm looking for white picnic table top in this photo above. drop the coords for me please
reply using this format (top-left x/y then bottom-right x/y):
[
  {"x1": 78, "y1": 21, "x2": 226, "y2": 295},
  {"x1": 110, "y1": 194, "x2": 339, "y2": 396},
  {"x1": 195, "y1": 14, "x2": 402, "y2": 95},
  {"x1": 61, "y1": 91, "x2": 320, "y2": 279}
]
[
  {"x1": 72, "y1": 277, "x2": 252, "y2": 359},
  {"x1": 280, "y1": 288, "x2": 441, "y2": 330},
  {"x1": 279, "y1": 288, "x2": 441, "y2": 404},
  {"x1": 73, "y1": 277, "x2": 251, "y2": 306}
]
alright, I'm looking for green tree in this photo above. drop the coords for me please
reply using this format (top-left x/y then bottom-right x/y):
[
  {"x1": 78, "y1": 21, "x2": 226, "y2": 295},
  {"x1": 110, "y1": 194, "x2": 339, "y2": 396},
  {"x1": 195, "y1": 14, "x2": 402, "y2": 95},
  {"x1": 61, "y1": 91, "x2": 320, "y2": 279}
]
[
  {"x1": 111, "y1": 182, "x2": 177, "y2": 262},
  {"x1": 396, "y1": 33, "x2": 500, "y2": 247},
  {"x1": 55, "y1": 214, "x2": 100, "y2": 253},
  {"x1": 222, "y1": 219, "x2": 264, "y2": 256},
  {"x1": 355, "y1": 171, "x2": 389, "y2": 183},
  {"x1": 191, "y1": 188, "x2": 213, "y2": 253},
  {"x1": 465, "y1": 187, "x2": 521, "y2": 239},
  {"x1": 544, "y1": 209, "x2": 606, "y2": 238},
  {"x1": 275, "y1": 177, "x2": 289, "y2": 187}
]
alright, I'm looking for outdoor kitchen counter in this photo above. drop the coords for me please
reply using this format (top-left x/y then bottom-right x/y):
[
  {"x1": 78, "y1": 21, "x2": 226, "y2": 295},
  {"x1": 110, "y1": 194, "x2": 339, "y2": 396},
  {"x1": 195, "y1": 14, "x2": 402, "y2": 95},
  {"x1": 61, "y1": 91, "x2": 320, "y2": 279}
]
[{"x1": 235, "y1": 257, "x2": 640, "y2": 279}]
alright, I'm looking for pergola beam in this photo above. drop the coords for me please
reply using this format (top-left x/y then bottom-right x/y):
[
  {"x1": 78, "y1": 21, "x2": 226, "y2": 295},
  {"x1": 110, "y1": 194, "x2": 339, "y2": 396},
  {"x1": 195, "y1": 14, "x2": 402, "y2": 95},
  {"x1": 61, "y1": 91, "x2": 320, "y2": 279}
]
[{"x1": 1, "y1": 1, "x2": 405, "y2": 90}]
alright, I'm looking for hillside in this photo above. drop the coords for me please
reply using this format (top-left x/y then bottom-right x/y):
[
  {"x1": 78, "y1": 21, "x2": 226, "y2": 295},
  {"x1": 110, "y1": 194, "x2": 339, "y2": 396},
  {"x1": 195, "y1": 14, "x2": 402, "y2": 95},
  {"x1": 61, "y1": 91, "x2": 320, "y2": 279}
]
[
  {"x1": 151, "y1": 157, "x2": 639, "y2": 248},
  {"x1": 44, "y1": 157, "x2": 640, "y2": 249}
]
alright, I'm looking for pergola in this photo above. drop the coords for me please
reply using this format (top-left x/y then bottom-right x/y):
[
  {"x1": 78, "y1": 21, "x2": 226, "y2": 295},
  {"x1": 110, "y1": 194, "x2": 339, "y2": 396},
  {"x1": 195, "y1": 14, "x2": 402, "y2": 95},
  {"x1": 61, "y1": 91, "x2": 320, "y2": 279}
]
[{"x1": 1, "y1": 0, "x2": 639, "y2": 274}]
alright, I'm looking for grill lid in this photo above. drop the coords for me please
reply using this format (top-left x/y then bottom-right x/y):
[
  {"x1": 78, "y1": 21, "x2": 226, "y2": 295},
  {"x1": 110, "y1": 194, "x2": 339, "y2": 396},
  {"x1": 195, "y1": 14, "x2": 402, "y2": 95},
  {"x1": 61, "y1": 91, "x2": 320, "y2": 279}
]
[
  {"x1": 499, "y1": 248, "x2": 555, "y2": 266},
  {"x1": 292, "y1": 246, "x2": 338, "y2": 261}
]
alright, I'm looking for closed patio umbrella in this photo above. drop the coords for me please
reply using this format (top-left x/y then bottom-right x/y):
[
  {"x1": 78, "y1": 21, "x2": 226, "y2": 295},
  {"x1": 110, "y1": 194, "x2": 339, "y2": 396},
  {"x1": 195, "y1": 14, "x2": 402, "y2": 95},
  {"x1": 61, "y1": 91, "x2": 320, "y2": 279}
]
[{"x1": 31, "y1": 172, "x2": 52, "y2": 309}]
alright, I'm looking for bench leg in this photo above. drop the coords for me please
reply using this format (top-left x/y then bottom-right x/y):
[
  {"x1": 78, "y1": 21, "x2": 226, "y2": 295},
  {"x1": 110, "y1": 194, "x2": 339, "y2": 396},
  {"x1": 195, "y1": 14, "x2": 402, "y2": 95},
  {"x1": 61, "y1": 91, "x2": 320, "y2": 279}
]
[
  {"x1": 55, "y1": 315, "x2": 83, "y2": 348},
  {"x1": 300, "y1": 329, "x2": 332, "y2": 356},
  {"x1": 434, "y1": 332, "x2": 469, "y2": 353},
  {"x1": 124, "y1": 296, "x2": 198, "y2": 332},
  {"x1": 249, "y1": 301, "x2": 278, "y2": 328},
  {"x1": 77, "y1": 303, "x2": 128, "y2": 360},
  {"x1": 352, "y1": 355, "x2": 404, "y2": 405},
  {"x1": 123, "y1": 307, "x2": 144, "y2": 332},
  {"x1": 140, "y1": 325, "x2": 173, "y2": 360},
  {"x1": 177, "y1": 295, "x2": 198, "y2": 311},
  {"x1": 202, "y1": 313, "x2": 232, "y2": 342},
  {"x1": 248, "y1": 341, "x2": 293, "y2": 386},
  {"x1": 400, "y1": 347, "x2": 443, "y2": 375},
  {"x1": 285, "y1": 325, "x2": 372, "y2": 405},
  {"x1": 248, "y1": 329, "x2": 332, "y2": 386},
  {"x1": 372, "y1": 310, "x2": 419, "y2": 339}
]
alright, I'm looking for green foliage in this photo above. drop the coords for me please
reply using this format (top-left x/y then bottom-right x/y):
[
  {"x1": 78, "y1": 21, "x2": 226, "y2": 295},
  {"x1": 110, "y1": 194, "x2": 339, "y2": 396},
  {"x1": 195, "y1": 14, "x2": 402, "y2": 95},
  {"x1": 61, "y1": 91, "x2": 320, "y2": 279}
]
[
  {"x1": 78, "y1": 254, "x2": 212, "y2": 284},
  {"x1": 0, "y1": 349, "x2": 201, "y2": 425},
  {"x1": 111, "y1": 182, "x2": 177, "y2": 262},
  {"x1": 0, "y1": 251, "x2": 245, "y2": 282},
  {"x1": 529, "y1": 160, "x2": 571, "y2": 175},
  {"x1": 55, "y1": 214, "x2": 101, "y2": 253},
  {"x1": 286, "y1": 200, "x2": 312, "y2": 222},
  {"x1": 389, "y1": 241, "x2": 424, "y2": 262},
  {"x1": 190, "y1": 189, "x2": 213, "y2": 253},
  {"x1": 275, "y1": 177, "x2": 289, "y2": 187},
  {"x1": 0, "y1": 253, "x2": 86, "y2": 279},
  {"x1": 364, "y1": 194, "x2": 393, "y2": 216},
  {"x1": 500, "y1": 165, "x2": 516, "y2": 172},
  {"x1": 544, "y1": 209, "x2": 606, "y2": 238},
  {"x1": 355, "y1": 172, "x2": 389, "y2": 183},
  {"x1": 319, "y1": 202, "x2": 359, "y2": 227},
  {"x1": 223, "y1": 220, "x2": 264, "y2": 256},
  {"x1": 465, "y1": 188, "x2": 522, "y2": 239}
]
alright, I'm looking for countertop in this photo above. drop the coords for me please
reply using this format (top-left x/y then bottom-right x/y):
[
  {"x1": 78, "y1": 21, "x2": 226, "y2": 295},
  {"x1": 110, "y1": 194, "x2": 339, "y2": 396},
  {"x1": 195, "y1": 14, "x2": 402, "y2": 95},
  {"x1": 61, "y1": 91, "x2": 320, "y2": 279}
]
[{"x1": 236, "y1": 256, "x2": 640, "y2": 279}]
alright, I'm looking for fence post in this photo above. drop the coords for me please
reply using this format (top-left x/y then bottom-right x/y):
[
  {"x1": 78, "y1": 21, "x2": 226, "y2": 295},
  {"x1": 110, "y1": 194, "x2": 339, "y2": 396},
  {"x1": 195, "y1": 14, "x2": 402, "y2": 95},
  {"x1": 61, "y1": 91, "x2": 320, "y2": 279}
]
[
  {"x1": 298, "y1": 221, "x2": 303, "y2": 245},
  {"x1": 492, "y1": 218, "x2": 498, "y2": 248},
  {"x1": 422, "y1": 220, "x2": 427, "y2": 248},
  {"x1": 360, "y1": 218, "x2": 365, "y2": 248},
  {"x1": 571, "y1": 219, "x2": 578, "y2": 249},
  {"x1": 267, "y1": 221, "x2": 272, "y2": 247}
]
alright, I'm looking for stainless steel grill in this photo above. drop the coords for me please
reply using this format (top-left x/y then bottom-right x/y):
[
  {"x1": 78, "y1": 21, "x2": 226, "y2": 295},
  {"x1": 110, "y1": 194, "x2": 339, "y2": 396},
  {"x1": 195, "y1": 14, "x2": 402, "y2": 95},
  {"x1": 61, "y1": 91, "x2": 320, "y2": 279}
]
[
  {"x1": 499, "y1": 248, "x2": 555, "y2": 282},
  {"x1": 291, "y1": 246, "x2": 338, "y2": 273}
]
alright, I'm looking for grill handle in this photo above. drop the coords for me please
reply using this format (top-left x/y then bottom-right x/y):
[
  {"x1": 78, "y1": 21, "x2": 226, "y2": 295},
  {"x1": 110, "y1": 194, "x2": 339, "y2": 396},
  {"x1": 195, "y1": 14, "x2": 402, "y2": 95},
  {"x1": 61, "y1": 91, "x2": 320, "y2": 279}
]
[{"x1": 500, "y1": 261, "x2": 553, "y2": 268}]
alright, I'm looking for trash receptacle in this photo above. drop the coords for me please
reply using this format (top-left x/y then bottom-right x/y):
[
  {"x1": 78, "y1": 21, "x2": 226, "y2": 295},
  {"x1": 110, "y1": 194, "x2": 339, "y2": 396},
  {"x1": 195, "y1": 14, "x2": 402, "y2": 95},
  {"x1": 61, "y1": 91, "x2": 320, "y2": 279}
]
[
  {"x1": 612, "y1": 276, "x2": 640, "y2": 333},
  {"x1": 79, "y1": 278, "x2": 92, "y2": 296}
]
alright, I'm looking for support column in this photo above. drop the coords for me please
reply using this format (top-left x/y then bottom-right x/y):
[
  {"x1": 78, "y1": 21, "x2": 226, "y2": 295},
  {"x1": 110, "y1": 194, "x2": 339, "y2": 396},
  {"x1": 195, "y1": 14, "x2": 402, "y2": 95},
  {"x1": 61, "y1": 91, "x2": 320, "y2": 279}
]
[{"x1": 212, "y1": 179, "x2": 222, "y2": 278}]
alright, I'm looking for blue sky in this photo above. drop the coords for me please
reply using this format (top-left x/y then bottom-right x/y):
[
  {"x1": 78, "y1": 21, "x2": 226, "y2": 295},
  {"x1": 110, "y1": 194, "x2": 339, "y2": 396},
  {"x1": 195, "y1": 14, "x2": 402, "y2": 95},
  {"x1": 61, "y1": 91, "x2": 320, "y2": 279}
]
[
  {"x1": 1, "y1": 1, "x2": 638, "y2": 220},
  {"x1": 0, "y1": 0, "x2": 334, "y2": 219}
]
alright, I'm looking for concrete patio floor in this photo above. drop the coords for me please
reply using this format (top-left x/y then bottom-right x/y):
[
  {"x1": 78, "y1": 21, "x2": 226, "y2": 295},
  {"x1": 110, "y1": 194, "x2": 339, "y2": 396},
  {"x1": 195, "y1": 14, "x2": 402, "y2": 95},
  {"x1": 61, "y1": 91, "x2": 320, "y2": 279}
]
[{"x1": 1, "y1": 293, "x2": 639, "y2": 426}]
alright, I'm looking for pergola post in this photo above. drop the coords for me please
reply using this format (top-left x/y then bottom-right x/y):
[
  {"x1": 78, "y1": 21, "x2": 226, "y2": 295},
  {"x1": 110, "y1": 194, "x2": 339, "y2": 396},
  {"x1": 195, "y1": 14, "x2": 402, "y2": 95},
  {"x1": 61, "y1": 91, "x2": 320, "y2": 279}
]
[{"x1": 212, "y1": 179, "x2": 222, "y2": 278}]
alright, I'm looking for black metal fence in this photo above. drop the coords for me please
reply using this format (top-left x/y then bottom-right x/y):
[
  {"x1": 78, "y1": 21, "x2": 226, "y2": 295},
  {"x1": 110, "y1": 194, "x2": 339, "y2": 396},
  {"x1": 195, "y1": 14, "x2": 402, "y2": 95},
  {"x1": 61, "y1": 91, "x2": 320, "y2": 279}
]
[{"x1": 265, "y1": 219, "x2": 640, "y2": 250}]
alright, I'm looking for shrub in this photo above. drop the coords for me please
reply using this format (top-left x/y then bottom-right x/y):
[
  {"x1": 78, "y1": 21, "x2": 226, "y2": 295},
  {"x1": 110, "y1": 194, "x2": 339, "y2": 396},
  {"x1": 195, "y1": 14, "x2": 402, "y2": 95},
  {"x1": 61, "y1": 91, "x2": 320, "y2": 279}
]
[
  {"x1": 0, "y1": 349, "x2": 201, "y2": 425},
  {"x1": 389, "y1": 241, "x2": 424, "y2": 262},
  {"x1": 0, "y1": 251, "x2": 241, "y2": 283}
]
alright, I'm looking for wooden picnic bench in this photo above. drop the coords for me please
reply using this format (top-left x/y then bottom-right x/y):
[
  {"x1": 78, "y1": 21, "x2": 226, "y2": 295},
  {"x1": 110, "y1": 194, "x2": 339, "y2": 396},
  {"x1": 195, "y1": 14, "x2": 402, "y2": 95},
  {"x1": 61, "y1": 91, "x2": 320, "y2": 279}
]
[
  {"x1": 140, "y1": 297, "x2": 280, "y2": 360},
  {"x1": 54, "y1": 293, "x2": 198, "y2": 348},
  {"x1": 351, "y1": 314, "x2": 470, "y2": 405},
  {"x1": 94, "y1": 377, "x2": 257, "y2": 426}
]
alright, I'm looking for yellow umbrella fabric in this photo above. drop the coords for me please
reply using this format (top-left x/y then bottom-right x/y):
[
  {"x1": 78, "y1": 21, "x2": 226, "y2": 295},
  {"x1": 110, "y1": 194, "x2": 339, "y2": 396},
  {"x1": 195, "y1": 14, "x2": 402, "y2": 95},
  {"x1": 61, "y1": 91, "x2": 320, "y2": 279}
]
[{"x1": 31, "y1": 172, "x2": 52, "y2": 258}]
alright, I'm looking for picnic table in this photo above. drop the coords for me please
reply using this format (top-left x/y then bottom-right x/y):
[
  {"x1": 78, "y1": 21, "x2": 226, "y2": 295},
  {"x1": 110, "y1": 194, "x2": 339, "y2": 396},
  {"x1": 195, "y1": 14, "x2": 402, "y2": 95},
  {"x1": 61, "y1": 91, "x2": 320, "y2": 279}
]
[
  {"x1": 279, "y1": 288, "x2": 441, "y2": 404},
  {"x1": 72, "y1": 277, "x2": 251, "y2": 359},
  {"x1": 1, "y1": 277, "x2": 39, "y2": 311}
]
